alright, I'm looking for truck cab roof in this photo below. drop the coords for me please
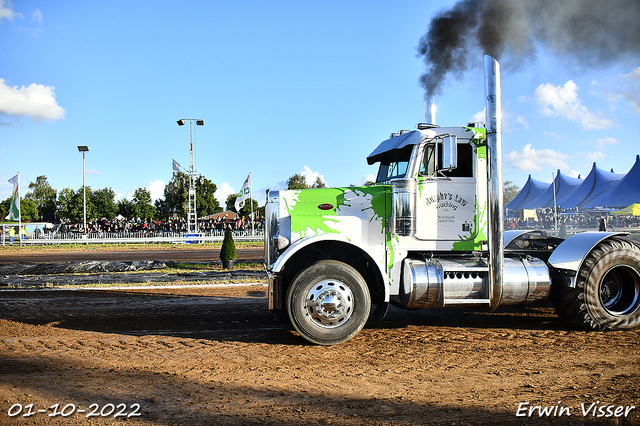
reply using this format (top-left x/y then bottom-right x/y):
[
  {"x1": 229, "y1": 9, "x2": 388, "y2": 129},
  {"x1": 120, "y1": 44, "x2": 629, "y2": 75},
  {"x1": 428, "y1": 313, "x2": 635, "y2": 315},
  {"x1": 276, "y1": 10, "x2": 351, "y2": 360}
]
[{"x1": 366, "y1": 126, "x2": 485, "y2": 166}]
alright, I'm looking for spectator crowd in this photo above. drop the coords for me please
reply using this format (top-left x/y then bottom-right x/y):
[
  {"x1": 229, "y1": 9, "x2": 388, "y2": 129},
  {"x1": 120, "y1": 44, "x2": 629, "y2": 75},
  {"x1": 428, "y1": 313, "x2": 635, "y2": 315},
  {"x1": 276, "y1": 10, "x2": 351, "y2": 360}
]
[
  {"x1": 2, "y1": 215, "x2": 264, "y2": 243},
  {"x1": 505, "y1": 207, "x2": 640, "y2": 231}
]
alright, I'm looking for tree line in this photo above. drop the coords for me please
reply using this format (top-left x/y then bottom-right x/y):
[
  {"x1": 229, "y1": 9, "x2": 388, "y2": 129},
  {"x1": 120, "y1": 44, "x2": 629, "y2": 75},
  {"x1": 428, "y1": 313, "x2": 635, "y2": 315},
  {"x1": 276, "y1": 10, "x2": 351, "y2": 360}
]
[{"x1": 0, "y1": 172, "x2": 263, "y2": 223}]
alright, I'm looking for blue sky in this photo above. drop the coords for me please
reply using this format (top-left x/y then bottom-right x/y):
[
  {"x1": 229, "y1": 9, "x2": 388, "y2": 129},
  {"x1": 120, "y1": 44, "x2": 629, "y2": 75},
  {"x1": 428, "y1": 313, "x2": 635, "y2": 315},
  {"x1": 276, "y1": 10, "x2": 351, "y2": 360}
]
[{"x1": 1, "y1": 0, "x2": 639, "y2": 208}]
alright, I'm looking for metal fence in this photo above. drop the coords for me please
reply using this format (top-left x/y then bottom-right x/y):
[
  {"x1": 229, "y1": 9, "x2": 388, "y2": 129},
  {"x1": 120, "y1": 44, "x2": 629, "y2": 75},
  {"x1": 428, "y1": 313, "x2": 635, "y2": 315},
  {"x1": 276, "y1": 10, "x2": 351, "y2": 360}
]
[{"x1": 1, "y1": 225, "x2": 264, "y2": 246}]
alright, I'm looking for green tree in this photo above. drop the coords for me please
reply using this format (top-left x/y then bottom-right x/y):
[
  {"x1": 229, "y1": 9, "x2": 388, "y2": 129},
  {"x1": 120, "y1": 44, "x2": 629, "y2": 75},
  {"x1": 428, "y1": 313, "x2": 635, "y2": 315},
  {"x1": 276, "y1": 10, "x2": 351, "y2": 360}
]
[
  {"x1": 195, "y1": 176, "x2": 221, "y2": 217},
  {"x1": 158, "y1": 172, "x2": 189, "y2": 220},
  {"x1": 154, "y1": 198, "x2": 171, "y2": 221},
  {"x1": 286, "y1": 173, "x2": 326, "y2": 190},
  {"x1": 57, "y1": 187, "x2": 94, "y2": 221},
  {"x1": 0, "y1": 197, "x2": 9, "y2": 219},
  {"x1": 287, "y1": 173, "x2": 309, "y2": 190},
  {"x1": 117, "y1": 199, "x2": 134, "y2": 219},
  {"x1": 1, "y1": 197, "x2": 39, "y2": 222},
  {"x1": 238, "y1": 198, "x2": 258, "y2": 218},
  {"x1": 91, "y1": 187, "x2": 117, "y2": 219},
  {"x1": 20, "y1": 199, "x2": 39, "y2": 221},
  {"x1": 25, "y1": 175, "x2": 57, "y2": 220},
  {"x1": 226, "y1": 194, "x2": 238, "y2": 213},
  {"x1": 155, "y1": 172, "x2": 221, "y2": 220},
  {"x1": 131, "y1": 188, "x2": 156, "y2": 220},
  {"x1": 503, "y1": 181, "x2": 520, "y2": 204},
  {"x1": 311, "y1": 176, "x2": 326, "y2": 188}
]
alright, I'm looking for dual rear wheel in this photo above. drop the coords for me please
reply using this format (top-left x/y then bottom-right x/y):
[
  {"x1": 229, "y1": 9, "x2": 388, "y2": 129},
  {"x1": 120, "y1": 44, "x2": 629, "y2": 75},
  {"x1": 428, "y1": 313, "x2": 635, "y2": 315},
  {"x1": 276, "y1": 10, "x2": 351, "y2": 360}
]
[{"x1": 552, "y1": 236, "x2": 640, "y2": 330}]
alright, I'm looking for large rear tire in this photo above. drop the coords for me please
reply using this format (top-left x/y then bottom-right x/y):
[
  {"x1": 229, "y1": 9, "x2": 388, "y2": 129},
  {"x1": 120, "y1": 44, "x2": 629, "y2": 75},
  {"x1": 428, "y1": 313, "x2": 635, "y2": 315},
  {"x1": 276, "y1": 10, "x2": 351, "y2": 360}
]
[
  {"x1": 286, "y1": 260, "x2": 370, "y2": 345},
  {"x1": 552, "y1": 236, "x2": 640, "y2": 330}
]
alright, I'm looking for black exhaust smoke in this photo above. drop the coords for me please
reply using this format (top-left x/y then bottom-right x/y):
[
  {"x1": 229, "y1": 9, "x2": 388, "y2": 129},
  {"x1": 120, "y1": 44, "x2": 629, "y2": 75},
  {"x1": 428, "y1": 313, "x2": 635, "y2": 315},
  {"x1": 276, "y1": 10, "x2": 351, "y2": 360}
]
[{"x1": 418, "y1": 0, "x2": 640, "y2": 100}]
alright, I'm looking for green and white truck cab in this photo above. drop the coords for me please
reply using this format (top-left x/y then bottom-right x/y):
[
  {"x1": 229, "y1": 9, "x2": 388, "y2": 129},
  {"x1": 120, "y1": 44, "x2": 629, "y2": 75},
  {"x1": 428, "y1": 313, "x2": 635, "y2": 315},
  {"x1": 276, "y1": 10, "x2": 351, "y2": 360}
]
[{"x1": 264, "y1": 56, "x2": 640, "y2": 345}]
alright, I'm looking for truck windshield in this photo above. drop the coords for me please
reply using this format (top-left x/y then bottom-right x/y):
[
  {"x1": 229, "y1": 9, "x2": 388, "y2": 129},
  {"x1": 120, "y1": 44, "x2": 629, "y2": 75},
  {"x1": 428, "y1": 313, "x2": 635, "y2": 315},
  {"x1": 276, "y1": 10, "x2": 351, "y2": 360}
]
[{"x1": 375, "y1": 145, "x2": 413, "y2": 183}]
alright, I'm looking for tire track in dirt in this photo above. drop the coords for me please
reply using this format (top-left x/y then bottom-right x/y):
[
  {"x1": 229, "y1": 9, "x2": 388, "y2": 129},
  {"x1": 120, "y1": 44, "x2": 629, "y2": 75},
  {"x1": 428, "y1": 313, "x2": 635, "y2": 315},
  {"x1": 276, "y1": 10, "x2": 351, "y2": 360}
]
[{"x1": 1, "y1": 286, "x2": 639, "y2": 425}]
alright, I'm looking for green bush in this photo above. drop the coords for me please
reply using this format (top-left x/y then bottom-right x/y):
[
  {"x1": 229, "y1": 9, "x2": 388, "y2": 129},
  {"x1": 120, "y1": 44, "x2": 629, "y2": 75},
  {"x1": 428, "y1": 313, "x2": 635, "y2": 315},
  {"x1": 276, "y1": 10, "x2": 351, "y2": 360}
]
[{"x1": 220, "y1": 226, "x2": 237, "y2": 261}]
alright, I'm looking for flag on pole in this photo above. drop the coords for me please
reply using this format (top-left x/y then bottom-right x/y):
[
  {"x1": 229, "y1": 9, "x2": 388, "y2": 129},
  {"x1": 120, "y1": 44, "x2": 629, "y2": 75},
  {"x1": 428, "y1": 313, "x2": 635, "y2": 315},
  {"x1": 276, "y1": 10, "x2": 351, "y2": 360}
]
[
  {"x1": 5, "y1": 174, "x2": 20, "y2": 221},
  {"x1": 172, "y1": 159, "x2": 182, "y2": 175},
  {"x1": 235, "y1": 174, "x2": 251, "y2": 212}
]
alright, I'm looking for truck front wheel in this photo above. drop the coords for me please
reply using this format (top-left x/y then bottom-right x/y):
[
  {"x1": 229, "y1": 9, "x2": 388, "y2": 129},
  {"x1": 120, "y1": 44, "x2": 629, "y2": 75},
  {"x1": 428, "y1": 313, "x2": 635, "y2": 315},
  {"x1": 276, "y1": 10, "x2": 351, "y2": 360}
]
[
  {"x1": 552, "y1": 236, "x2": 640, "y2": 330},
  {"x1": 286, "y1": 260, "x2": 371, "y2": 345}
]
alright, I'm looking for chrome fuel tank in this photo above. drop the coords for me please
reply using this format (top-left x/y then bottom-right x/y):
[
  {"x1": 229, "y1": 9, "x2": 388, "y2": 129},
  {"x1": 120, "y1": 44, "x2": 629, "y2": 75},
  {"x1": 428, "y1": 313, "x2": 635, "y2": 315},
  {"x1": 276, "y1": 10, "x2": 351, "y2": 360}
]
[{"x1": 400, "y1": 256, "x2": 550, "y2": 308}]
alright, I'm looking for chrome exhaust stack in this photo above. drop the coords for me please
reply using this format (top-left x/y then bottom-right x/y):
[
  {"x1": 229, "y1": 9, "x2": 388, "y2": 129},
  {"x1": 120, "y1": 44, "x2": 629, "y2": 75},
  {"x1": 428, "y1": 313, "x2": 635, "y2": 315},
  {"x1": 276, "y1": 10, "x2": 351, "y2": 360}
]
[{"x1": 484, "y1": 55, "x2": 504, "y2": 310}]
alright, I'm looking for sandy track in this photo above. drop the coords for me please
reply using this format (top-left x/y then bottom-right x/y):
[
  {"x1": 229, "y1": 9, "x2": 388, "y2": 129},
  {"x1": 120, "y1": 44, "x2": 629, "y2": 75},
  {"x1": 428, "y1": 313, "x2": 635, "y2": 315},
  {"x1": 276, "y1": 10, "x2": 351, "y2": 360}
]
[{"x1": 1, "y1": 285, "x2": 639, "y2": 425}]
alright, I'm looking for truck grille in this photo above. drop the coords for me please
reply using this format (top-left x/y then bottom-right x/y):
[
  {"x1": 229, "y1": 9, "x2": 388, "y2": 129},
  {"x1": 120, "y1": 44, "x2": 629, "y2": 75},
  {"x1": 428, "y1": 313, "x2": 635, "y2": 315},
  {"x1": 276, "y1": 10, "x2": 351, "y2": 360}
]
[{"x1": 264, "y1": 190, "x2": 280, "y2": 267}]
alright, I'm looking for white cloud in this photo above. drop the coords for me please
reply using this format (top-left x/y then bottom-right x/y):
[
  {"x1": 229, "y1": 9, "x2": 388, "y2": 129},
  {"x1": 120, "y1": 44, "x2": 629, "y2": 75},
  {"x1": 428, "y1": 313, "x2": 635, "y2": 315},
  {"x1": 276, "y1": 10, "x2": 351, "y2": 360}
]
[
  {"x1": 215, "y1": 182, "x2": 235, "y2": 208},
  {"x1": 543, "y1": 131, "x2": 565, "y2": 140},
  {"x1": 471, "y1": 105, "x2": 527, "y2": 131},
  {"x1": 32, "y1": 8, "x2": 42, "y2": 23},
  {"x1": 584, "y1": 151, "x2": 607, "y2": 161},
  {"x1": 0, "y1": 79, "x2": 65, "y2": 123},
  {"x1": 591, "y1": 67, "x2": 640, "y2": 115},
  {"x1": 362, "y1": 174, "x2": 376, "y2": 185},
  {"x1": 469, "y1": 108, "x2": 485, "y2": 124},
  {"x1": 515, "y1": 115, "x2": 529, "y2": 129},
  {"x1": 590, "y1": 137, "x2": 617, "y2": 147},
  {"x1": 300, "y1": 166, "x2": 325, "y2": 186},
  {"x1": 534, "y1": 81, "x2": 613, "y2": 130},
  {"x1": 147, "y1": 180, "x2": 165, "y2": 201},
  {"x1": 114, "y1": 192, "x2": 129, "y2": 202},
  {"x1": 506, "y1": 143, "x2": 570, "y2": 172},
  {"x1": 566, "y1": 169, "x2": 582, "y2": 179},
  {"x1": 0, "y1": 0, "x2": 21, "y2": 23},
  {"x1": 618, "y1": 67, "x2": 640, "y2": 114}
]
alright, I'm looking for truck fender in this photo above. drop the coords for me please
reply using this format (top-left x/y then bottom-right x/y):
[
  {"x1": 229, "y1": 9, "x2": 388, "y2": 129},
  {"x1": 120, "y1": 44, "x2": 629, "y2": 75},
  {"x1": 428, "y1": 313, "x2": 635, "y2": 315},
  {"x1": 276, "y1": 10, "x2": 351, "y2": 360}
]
[
  {"x1": 272, "y1": 233, "x2": 390, "y2": 300},
  {"x1": 504, "y1": 229, "x2": 546, "y2": 247},
  {"x1": 548, "y1": 231, "x2": 629, "y2": 288}
]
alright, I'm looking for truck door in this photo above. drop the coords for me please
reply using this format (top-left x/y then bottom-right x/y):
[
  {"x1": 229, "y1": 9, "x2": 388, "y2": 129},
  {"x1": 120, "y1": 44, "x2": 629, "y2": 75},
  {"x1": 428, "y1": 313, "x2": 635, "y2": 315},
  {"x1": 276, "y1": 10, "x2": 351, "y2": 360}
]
[{"x1": 414, "y1": 142, "x2": 480, "y2": 247}]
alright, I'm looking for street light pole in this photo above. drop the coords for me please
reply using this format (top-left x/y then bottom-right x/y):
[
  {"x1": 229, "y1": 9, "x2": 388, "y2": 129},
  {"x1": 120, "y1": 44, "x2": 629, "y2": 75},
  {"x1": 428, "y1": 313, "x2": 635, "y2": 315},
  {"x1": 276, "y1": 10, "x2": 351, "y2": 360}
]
[
  {"x1": 77, "y1": 146, "x2": 89, "y2": 233},
  {"x1": 176, "y1": 119, "x2": 204, "y2": 234}
]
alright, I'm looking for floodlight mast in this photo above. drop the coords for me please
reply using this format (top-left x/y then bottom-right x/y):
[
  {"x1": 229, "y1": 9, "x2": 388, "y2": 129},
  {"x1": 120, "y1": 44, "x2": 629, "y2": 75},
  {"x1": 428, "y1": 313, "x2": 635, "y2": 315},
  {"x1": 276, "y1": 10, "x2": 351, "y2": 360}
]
[
  {"x1": 176, "y1": 119, "x2": 204, "y2": 234},
  {"x1": 77, "y1": 146, "x2": 89, "y2": 233}
]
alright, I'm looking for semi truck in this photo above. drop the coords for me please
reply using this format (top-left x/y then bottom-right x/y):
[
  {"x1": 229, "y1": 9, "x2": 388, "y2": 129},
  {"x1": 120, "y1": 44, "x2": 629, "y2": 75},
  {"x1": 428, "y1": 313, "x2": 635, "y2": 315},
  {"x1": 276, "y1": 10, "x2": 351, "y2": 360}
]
[{"x1": 264, "y1": 55, "x2": 640, "y2": 345}]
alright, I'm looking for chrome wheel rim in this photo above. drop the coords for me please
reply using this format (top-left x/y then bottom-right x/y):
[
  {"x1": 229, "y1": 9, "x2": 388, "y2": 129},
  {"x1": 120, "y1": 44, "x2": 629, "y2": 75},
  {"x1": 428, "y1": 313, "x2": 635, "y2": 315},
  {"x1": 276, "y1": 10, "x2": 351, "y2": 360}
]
[{"x1": 304, "y1": 279, "x2": 354, "y2": 328}]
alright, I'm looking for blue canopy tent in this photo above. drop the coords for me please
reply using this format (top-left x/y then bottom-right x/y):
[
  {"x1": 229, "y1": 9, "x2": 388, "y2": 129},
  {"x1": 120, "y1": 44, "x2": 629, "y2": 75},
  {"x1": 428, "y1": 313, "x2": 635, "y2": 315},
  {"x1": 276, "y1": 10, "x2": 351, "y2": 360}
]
[
  {"x1": 505, "y1": 175, "x2": 550, "y2": 210},
  {"x1": 560, "y1": 163, "x2": 624, "y2": 209},
  {"x1": 515, "y1": 170, "x2": 582, "y2": 209},
  {"x1": 584, "y1": 155, "x2": 640, "y2": 209}
]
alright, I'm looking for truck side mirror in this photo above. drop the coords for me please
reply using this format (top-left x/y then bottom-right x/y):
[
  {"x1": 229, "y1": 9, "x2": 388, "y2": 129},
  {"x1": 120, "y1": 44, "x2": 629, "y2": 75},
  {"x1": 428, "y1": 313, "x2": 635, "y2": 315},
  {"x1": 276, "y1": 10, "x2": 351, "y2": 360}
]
[{"x1": 442, "y1": 135, "x2": 457, "y2": 170}]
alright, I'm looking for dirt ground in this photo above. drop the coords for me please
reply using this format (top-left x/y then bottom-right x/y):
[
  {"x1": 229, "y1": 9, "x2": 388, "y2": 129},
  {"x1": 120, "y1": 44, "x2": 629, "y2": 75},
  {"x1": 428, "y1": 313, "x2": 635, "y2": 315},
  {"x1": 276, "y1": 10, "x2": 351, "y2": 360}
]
[
  {"x1": 0, "y1": 249, "x2": 639, "y2": 425},
  {"x1": 0, "y1": 247, "x2": 264, "y2": 264}
]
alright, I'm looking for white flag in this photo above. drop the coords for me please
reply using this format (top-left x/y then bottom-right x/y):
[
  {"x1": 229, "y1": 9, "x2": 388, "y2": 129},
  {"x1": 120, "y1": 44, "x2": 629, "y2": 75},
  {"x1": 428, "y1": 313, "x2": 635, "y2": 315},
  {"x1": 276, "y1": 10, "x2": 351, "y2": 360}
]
[
  {"x1": 5, "y1": 174, "x2": 20, "y2": 221},
  {"x1": 172, "y1": 159, "x2": 182, "y2": 175},
  {"x1": 235, "y1": 174, "x2": 251, "y2": 211}
]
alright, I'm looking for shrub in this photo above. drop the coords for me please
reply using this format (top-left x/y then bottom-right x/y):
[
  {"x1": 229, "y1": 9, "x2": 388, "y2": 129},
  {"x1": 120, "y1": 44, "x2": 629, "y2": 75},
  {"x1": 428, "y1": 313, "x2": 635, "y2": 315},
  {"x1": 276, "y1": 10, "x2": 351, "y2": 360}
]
[{"x1": 220, "y1": 226, "x2": 237, "y2": 261}]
